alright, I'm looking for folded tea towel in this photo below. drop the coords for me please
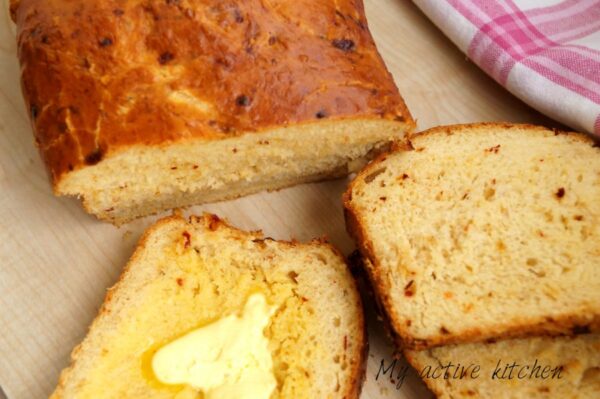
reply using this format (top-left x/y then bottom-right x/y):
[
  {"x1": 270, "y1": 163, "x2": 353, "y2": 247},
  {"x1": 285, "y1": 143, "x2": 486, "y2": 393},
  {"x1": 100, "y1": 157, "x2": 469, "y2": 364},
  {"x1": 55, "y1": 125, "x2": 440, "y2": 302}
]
[{"x1": 413, "y1": 0, "x2": 600, "y2": 136}]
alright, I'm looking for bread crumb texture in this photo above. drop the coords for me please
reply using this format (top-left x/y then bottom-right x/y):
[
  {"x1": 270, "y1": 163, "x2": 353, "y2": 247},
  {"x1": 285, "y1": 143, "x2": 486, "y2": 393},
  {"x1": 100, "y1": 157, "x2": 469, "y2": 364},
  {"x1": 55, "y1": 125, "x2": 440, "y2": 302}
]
[
  {"x1": 11, "y1": 0, "x2": 413, "y2": 223},
  {"x1": 50, "y1": 215, "x2": 365, "y2": 398},
  {"x1": 345, "y1": 124, "x2": 600, "y2": 349},
  {"x1": 406, "y1": 334, "x2": 600, "y2": 399}
]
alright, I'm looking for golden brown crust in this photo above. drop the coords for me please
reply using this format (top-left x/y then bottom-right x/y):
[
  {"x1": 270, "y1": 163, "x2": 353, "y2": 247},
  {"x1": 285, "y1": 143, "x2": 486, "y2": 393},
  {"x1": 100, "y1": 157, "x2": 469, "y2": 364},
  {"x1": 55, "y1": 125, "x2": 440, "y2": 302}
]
[
  {"x1": 343, "y1": 123, "x2": 600, "y2": 351},
  {"x1": 335, "y1": 253, "x2": 368, "y2": 399},
  {"x1": 11, "y1": 0, "x2": 413, "y2": 186},
  {"x1": 52, "y1": 213, "x2": 367, "y2": 398},
  {"x1": 403, "y1": 334, "x2": 600, "y2": 399},
  {"x1": 348, "y1": 251, "x2": 405, "y2": 360},
  {"x1": 347, "y1": 325, "x2": 369, "y2": 399},
  {"x1": 410, "y1": 122, "x2": 598, "y2": 146},
  {"x1": 343, "y1": 188, "x2": 404, "y2": 352},
  {"x1": 401, "y1": 351, "x2": 442, "y2": 397},
  {"x1": 52, "y1": 214, "x2": 179, "y2": 398}
]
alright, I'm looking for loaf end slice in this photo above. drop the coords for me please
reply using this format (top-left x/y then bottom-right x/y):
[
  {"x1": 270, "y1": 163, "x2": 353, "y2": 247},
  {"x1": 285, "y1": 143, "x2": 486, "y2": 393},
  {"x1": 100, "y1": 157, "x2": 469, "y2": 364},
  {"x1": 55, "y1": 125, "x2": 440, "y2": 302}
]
[
  {"x1": 405, "y1": 334, "x2": 600, "y2": 398},
  {"x1": 50, "y1": 214, "x2": 366, "y2": 398},
  {"x1": 344, "y1": 123, "x2": 600, "y2": 350}
]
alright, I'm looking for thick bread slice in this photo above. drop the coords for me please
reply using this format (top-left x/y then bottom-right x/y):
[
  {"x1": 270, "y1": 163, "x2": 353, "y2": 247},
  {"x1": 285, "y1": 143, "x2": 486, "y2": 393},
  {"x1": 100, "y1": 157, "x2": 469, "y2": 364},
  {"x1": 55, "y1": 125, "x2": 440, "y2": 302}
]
[
  {"x1": 50, "y1": 214, "x2": 366, "y2": 398},
  {"x1": 405, "y1": 334, "x2": 600, "y2": 398},
  {"x1": 344, "y1": 123, "x2": 600, "y2": 349},
  {"x1": 11, "y1": 0, "x2": 413, "y2": 224},
  {"x1": 357, "y1": 256, "x2": 600, "y2": 398}
]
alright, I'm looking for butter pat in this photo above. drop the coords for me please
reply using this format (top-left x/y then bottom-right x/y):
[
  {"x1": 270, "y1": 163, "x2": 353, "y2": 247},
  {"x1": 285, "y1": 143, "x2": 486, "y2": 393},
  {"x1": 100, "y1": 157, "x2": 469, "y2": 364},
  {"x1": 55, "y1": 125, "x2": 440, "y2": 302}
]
[{"x1": 152, "y1": 293, "x2": 277, "y2": 399}]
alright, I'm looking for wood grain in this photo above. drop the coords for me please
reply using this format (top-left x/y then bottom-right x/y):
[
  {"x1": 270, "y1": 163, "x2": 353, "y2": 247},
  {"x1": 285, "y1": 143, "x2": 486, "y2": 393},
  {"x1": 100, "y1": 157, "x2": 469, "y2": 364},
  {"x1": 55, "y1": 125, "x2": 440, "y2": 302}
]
[{"x1": 0, "y1": 0, "x2": 561, "y2": 398}]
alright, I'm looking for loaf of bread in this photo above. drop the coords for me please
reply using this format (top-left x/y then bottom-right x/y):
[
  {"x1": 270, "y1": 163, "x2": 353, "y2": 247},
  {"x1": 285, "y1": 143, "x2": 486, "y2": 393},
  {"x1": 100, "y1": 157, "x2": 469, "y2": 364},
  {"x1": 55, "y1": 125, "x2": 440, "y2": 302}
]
[
  {"x1": 50, "y1": 214, "x2": 366, "y2": 398},
  {"x1": 405, "y1": 334, "x2": 600, "y2": 398},
  {"x1": 10, "y1": 0, "x2": 413, "y2": 224},
  {"x1": 344, "y1": 123, "x2": 600, "y2": 350}
]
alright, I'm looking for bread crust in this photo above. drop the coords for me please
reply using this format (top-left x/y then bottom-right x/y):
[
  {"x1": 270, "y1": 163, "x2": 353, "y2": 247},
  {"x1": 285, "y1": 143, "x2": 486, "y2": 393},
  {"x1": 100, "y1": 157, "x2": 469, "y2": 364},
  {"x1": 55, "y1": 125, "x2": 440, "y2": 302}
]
[
  {"x1": 401, "y1": 351, "x2": 442, "y2": 397},
  {"x1": 410, "y1": 122, "x2": 599, "y2": 147},
  {"x1": 403, "y1": 334, "x2": 600, "y2": 399},
  {"x1": 343, "y1": 123, "x2": 600, "y2": 351},
  {"x1": 51, "y1": 213, "x2": 367, "y2": 398},
  {"x1": 11, "y1": 0, "x2": 413, "y2": 188}
]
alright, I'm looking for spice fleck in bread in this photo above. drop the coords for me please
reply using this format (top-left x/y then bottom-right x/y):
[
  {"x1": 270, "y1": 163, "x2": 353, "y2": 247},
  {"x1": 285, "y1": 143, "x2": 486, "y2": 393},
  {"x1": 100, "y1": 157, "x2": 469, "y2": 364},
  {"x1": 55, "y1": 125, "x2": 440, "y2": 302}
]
[
  {"x1": 10, "y1": 0, "x2": 413, "y2": 224},
  {"x1": 344, "y1": 123, "x2": 600, "y2": 350},
  {"x1": 405, "y1": 334, "x2": 600, "y2": 398},
  {"x1": 50, "y1": 214, "x2": 366, "y2": 398}
]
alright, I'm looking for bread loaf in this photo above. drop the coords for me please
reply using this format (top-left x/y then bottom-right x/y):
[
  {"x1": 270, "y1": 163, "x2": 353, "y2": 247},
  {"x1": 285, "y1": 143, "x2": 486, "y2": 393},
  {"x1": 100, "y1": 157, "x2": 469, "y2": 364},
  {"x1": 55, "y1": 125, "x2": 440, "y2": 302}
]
[
  {"x1": 10, "y1": 0, "x2": 413, "y2": 224},
  {"x1": 344, "y1": 123, "x2": 600, "y2": 350},
  {"x1": 50, "y1": 214, "x2": 366, "y2": 398}
]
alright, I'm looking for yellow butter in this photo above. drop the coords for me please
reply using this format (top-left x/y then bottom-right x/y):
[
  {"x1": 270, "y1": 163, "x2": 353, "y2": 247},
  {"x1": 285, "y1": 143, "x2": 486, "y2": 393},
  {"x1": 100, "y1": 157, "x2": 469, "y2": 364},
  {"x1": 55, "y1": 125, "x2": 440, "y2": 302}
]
[{"x1": 151, "y1": 293, "x2": 277, "y2": 399}]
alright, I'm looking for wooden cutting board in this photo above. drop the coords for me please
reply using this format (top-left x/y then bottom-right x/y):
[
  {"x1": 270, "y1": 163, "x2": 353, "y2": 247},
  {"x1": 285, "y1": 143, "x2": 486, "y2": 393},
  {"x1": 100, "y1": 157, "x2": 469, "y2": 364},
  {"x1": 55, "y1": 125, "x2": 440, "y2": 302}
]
[{"x1": 0, "y1": 0, "x2": 562, "y2": 398}]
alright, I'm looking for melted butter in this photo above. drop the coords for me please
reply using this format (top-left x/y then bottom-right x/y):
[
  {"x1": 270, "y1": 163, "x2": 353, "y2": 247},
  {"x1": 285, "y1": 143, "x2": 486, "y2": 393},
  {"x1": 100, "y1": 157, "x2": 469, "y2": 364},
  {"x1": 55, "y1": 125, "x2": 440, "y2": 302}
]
[{"x1": 151, "y1": 293, "x2": 277, "y2": 399}]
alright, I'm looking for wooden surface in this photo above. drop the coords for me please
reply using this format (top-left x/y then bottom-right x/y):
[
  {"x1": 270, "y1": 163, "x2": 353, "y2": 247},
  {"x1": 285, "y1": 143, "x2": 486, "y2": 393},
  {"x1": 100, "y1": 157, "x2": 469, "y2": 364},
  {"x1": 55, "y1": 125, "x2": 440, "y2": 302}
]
[{"x1": 0, "y1": 1, "x2": 562, "y2": 398}]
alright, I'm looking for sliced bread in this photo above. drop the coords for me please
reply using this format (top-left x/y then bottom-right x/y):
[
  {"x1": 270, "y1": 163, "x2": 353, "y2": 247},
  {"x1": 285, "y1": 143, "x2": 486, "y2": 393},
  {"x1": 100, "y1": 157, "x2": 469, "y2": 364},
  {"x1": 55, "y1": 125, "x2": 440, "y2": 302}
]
[
  {"x1": 50, "y1": 214, "x2": 366, "y2": 398},
  {"x1": 405, "y1": 334, "x2": 600, "y2": 398},
  {"x1": 344, "y1": 123, "x2": 600, "y2": 349}
]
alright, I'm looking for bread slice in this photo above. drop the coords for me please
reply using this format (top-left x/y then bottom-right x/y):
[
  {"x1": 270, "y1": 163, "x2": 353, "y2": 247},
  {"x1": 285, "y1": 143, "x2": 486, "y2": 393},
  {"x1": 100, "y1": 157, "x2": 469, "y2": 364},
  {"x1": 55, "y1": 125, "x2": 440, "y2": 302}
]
[
  {"x1": 11, "y1": 0, "x2": 413, "y2": 224},
  {"x1": 354, "y1": 255, "x2": 600, "y2": 398},
  {"x1": 50, "y1": 214, "x2": 366, "y2": 398},
  {"x1": 405, "y1": 334, "x2": 600, "y2": 398},
  {"x1": 344, "y1": 123, "x2": 600, "y2": 349}
]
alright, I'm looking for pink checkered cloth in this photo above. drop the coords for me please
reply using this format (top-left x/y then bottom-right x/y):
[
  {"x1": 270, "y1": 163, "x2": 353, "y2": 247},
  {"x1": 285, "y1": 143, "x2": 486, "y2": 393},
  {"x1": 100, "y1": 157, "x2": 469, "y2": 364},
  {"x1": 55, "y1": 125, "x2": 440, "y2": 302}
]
[{"x1": 413, "y1": 0, "x2": 600, "y2": 135}]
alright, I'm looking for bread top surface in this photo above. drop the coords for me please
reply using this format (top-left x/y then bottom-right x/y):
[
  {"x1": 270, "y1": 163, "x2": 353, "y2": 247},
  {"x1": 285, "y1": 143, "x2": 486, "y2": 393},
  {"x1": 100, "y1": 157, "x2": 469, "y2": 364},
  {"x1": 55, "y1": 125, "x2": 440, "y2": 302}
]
[
  {"x1": 11, "y1": 0, "x2": 412, "y2": 185},
  {"x1": 51, "y1": 214, "x2": 366, "y2": 398},
  {"x1": 405, "y1": 334, "x2": 600, "y2": 398},
  {"x1": 344, "y1": 123, "x2": 600, "y2": 349}
]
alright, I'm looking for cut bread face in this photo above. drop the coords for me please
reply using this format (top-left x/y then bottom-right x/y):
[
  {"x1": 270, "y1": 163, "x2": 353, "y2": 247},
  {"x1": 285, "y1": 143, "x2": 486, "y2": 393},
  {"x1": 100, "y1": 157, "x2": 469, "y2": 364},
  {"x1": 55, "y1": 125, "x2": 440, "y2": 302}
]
[
  {"x1": 59, "y1": 119, "x2": 409, "y2": 224},
  {"x1": 344, "y1": 123, "x2": 600, "y2": 350},
  {"x1": 12, "y1": 0, "x2": 414, "y2": 225},
  {"x1": 405, "y1": 334, "x2": 600, "y2": 399},
  {"x1": 50, "y1": 214, "x2": 366, "y2": 398}
]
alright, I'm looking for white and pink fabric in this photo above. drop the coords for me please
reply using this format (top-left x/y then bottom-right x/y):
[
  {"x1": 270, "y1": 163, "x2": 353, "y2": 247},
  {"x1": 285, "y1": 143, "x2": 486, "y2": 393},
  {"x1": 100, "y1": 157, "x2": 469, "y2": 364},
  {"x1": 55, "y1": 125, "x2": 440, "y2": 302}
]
[{"x1": 413, "y1": 0, "x2": 600, "y2": 136}]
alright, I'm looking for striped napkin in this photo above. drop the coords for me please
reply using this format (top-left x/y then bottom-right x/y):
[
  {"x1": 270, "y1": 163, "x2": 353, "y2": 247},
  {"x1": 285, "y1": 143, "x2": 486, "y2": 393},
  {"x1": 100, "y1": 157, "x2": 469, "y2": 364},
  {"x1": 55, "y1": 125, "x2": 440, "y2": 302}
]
[{"x1": 413, "y1": 0, "x2": 600, "y2": 136}]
